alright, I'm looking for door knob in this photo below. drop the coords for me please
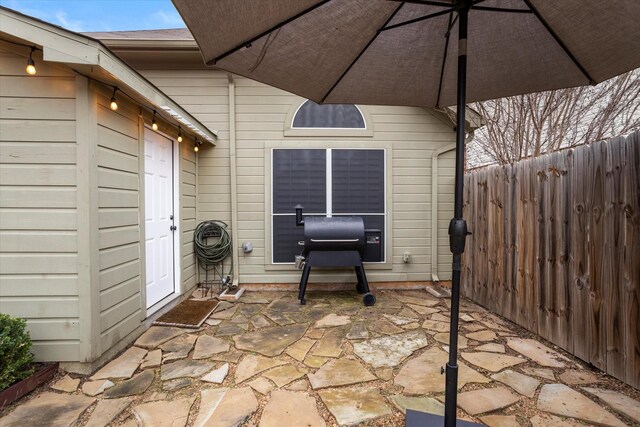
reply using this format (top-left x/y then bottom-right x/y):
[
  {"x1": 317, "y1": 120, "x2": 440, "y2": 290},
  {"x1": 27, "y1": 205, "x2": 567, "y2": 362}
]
[{"x1": 170, "y1": 225, "x2": 177, "y2": 231}]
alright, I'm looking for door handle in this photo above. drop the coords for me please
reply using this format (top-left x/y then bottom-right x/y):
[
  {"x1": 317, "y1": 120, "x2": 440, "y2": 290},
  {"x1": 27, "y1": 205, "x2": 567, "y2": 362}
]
[{"x1": 170, "y1": 225, "x2": 177, "y2": 231}]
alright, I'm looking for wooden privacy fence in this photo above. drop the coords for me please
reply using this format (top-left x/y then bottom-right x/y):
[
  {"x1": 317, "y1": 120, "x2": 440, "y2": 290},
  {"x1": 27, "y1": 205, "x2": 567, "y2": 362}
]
[{"x1": 462, "y1": 131, "x2": 640, "y2": 389}]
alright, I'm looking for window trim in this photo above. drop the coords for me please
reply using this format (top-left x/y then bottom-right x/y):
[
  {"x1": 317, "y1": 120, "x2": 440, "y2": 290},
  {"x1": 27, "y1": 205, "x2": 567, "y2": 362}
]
[
  {"x1": 283, "y1": 100, "x2": 374, "y2": 137},
  {"x1": 264, "y1": 142, "x2": 393, "y2": 271}
]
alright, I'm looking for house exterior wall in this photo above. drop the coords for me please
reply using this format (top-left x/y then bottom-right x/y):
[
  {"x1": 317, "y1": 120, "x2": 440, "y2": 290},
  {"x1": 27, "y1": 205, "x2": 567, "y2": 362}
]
[
  {"x1": 95, "y1": 87, "x2": 144, "y2": 353},
  {"x1": 139, "y1": 69, "x2": 457, "y2": 285},
  {"x1": 0, "y1": 44, "x2": 82, "y2": 360}
]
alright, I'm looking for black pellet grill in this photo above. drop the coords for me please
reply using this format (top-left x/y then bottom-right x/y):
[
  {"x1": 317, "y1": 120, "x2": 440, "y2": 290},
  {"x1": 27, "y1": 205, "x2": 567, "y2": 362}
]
[{"x1": 295, "y1": 205, "x2": 376, "y2": 306}]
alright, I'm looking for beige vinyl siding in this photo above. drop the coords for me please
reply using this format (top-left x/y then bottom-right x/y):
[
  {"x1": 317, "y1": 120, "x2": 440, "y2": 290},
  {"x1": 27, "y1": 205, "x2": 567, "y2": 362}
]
[
  {"x1": 0, "y1": 45, "x2": 81, "y2": 361},
  {"x1": 141, "y1": 71, "x2": 456, "y2": 284},
  {"x1": 96, "y1": 90, "x2": 143, "y2": 351},
  {"x1": 180, "y1": 138, "x2": 197, "y2": 291}
]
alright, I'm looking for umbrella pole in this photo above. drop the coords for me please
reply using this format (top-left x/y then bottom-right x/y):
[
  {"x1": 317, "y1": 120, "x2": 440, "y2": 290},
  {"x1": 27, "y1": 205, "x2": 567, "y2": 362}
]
[
  {"x1": 407, "y1": 3, "x2": 479, "y2": 426},
  {"x1": 445, "y1": 1, "x2": 471, "y2": 426}
]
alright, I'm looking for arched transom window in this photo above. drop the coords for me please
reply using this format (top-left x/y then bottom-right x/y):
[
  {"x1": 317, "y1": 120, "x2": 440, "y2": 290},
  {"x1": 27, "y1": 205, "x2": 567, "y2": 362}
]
[{"x1": 292, "y1": 100, "x2": 366, "y2": 129}]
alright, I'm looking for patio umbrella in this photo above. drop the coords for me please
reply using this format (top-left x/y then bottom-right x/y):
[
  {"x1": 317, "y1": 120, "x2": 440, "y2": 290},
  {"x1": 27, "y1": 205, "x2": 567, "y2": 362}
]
[{"x1": 171, "y1": 1, "x2": 640, "y2": 425}]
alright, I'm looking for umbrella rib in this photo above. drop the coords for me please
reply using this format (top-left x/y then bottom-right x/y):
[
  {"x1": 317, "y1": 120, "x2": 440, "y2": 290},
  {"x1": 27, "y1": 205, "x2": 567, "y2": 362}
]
[
  {"x1": 522, "y1": 0, "x2": 594, "y2": 84},
  {"x1": 210, "y1": 0, "x2": 332, "y2": 65},
  {"x1": 381, "y1": 7, "x2": 455, "y2": 32},
  {"x1": 435, "y1": 11, "x2": 455, "y2": 108},
  {"x1": 320, "y1": 2, "x2": 406, "y2": 104}
]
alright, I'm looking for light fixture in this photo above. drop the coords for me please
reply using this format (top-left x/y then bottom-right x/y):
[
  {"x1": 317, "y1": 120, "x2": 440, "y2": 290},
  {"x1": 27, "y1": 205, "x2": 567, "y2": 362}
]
[
  {"x1": 194, "y1": 138, "x2": 199, "y2": 152},
  {"x1": 110, "y1": 87, "x2": 118, "y2": 111},
  {"x1": 25, "y1": 47, "x2": 36, "y2": 76},
  {"x1": 177, "y1": 126, "x2": 183, "y2": 142},
  {"x1": 151, "y1": 110, "x2": 158, "y2": 131}
]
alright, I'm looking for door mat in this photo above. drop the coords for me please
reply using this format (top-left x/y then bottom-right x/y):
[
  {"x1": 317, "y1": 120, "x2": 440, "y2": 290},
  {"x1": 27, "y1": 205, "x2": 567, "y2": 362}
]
[{"x1": 153, "y1": 299, "x2": 218, "y2": 329}]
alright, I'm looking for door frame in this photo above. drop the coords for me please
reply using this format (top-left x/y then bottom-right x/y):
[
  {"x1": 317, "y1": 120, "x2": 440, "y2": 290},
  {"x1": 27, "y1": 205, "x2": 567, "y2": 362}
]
[{"x1": 139, "y1": 125, "x2": 182, "y2": 317}]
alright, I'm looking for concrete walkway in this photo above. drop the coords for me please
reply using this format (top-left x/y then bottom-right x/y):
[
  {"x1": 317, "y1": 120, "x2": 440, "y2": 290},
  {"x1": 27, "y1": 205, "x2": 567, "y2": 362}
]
[{"x1": 2, "y1": 289, "x2": 639, "y2": 426}]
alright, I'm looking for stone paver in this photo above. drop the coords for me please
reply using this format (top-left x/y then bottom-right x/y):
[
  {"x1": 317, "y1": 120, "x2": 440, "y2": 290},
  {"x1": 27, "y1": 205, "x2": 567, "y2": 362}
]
[
  {"x1": 422, "y1": 319, "x2": 450, "y2": 332},
  {"x1": 391, "y1": 395, "x2": 444, "y2": 416},
  {"x1": 507, "y1": 338, "x2": 570, "y2": 368},
  {"x1": 201, "y1": 363, "x2": 229, "y2": 383},
  {"x1": 259, "y1": 390, "x2": 326, "y2": 427},
  {"x1": 82, "y1": 379, "x2": 114, "y2": 396},
  {"x1": 251, "y1": 314, "x2": 271, "y2": 329},
  {"x1": 234, "y1": 324, "x2": 308, "y2": 356},
  {"x1": 430, "y1": 313, "x2": 450, "y2": 322},
  {"x1": 192, "y1": 335, "x2": 230, "y2": 359},
  {"x1": 315, "y1": 313, "x2": 351, "y2": 328},
  {"x1": 433, "y1": 332, "x2": 468, "y2": 349},
  {"x1": 520, "y1": 366, "x2": 555, "y2": 381},
  {"x1": 397, "y1": 307, "x2": 420, "y2": 319},
  {"x1": 0, "y1": 392, "x2": 94, "y2": 427},
  {"x1": 530, "y1": 413, "x2": 583, "y2": 426},
  {"x1": 210, "y1": 306, "x2": 237, "y2": 320},
  {"x1": 163, "y1": 378, "x2": 191, "y2": 391},
  {"x1": 308, "y1": 359, "x2": 376, "y2": 389},
  {"x1": 475, "y1": 343, "x2": 505, "y2": 353},
  {"x1": 235, "y1": 354, "x2": 287, "y2": 383},
  {"x1": 104, "y1": 370, "x2": 155, "y2": 398},
  {"x1": 393, "y1": 294, "x2": 439, "y2": 307},
  {"x1": 345, "y1": 322, "x2": 368, "y2": 340},
  {"x1": 51, "y1": 374, "x2": 80, "y2": 393},
  {"x1": 141, "y1": 349, "x2": 162, "y2": 369},
  {"x1": 160, "y1": 334, "x2": 197, "y2": 362},
  {"x1": 466, "y1": 329, "x2": 497, "y2": 342},
  {"x1": 248, "y1": 377, "x2": 275, "y2": 395},
  {"x1": 85, "y1": 397, "x2": 133, "y2": 427},
  {"x1": 352, "y1": 330, "x2": 428, "y2": 368},
  {"x1": 263, "y1": 310, "x2": 295, "y2": 326},
  {"x1": 479, "y1": 415, "x2": 519, "y2": 427},
  {"x1": 312, "y1": 328, "x2": 344, "y2": 358},
  {"x1": 287, "y1": 379, "x2": 309, "y2": 391},
  {"x1": 369, "y1": 319, "x2": 405, "y2": 335},
  {"x1": 160, "y1": 359, "x2": 214, "y2": 381},
  {"x1": 216, "y1": 322, "x2": 246, "y2": 336},
  {"x1": 285, "y1": 337, "x2": 315, "y2": 361},
  {"x1": 491, "y1": 369, "x2": 540, "y2": 398},
  {"x1": 263, "y1": 365, "x2": 307, "y2": 387},
  {"x1": 395, "y1": 347, "x2": 489, "y2": 394},
  {"x1": 406, "y1": 304, "x2": 439, "y2": 315},
  {"x1": 456, "y1": 386, "x2": 520, "y2": 415},
  {"x1": 583, "y1": 387, "x2": 640, "y2": 424},
  {"x1": 193, "y1": 387, "x2": 258, "y2": 427},
  {"x1": 559, "y1": 368, "x2": 601, "y2": 385},
  {"x1": 91, "y1": 346, "x2": 148, "y2": 380},
  {"x1": 134, "y1": 326, "x2": 187, "y2": 349},
  {"x1": 133, "y1": 396, "x2": 195, "y2": 427},
  {"x1": 318, "y1": 387, "x2": 392, "y2": 426},
  {"x1": 304, "y1": 355, "x2": 329, "y2": 368},
  {"x1": 461, "y1": 351, "x2": 526, "y2": 372},
  {"x1": 383, "y1": 313, "x2": 416, "y2": 326},
  {"x1": 537, "y1": 384, "x2": 626, "y2": 427}
]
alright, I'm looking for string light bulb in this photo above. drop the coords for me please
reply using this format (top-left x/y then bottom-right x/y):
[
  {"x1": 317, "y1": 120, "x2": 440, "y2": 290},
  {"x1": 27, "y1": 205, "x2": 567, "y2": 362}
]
[
  {"x1": 151, "y1": 110, "x2": 158, "y2": 131},
  {"x1": 194, "y1": 138, "x2": 199, "y2": 152},
  {"x1": 25, "y1": 47, "x2": 36, "y2": 76},
  {"x1": 177, "y1": 126, "x2": 183, "y2": 143},
  {"x1": 110, "y1": 87, "x2": 118, "y2": 111}
]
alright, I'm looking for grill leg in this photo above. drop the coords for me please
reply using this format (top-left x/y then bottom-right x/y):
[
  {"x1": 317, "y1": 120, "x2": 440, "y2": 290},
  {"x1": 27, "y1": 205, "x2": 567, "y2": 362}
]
[
  {"x1": 355, "y1": 265, "x2": 369, "y2": 293},
  {"x1": 298, "y1": 264, "x2": 311, "y2": 305}
]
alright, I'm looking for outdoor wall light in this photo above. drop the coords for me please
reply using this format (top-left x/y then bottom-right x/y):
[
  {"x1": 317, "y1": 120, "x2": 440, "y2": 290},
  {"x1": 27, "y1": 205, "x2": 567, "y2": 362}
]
[
  {"x1": 177, "y1": 126, "x2": 183, "y2": 142},
  {"x1": 151, "y1": 110, "x2": 158, "y2": 130},
  {"x1": 110, "y1": 87, "x2": 118, "y2": 111},
  {"x1": 25, "y1": 47, "x2": 36, "y2": 75},
  {"x1": 194, "y1": 138, "x2": 200, "y2": 152}
]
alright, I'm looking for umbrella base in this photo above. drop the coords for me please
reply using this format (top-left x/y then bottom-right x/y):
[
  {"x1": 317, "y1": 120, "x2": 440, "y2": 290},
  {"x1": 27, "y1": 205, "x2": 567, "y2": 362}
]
[{"x1": 405, "y1": 410, "x2": 482, "y2": 427}]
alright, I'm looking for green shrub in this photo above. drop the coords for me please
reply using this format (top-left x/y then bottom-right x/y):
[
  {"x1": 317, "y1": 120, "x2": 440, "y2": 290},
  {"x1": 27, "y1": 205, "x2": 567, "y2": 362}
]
[{"x1": 0, "y1": 314, "x2": 34, "y2": 390}]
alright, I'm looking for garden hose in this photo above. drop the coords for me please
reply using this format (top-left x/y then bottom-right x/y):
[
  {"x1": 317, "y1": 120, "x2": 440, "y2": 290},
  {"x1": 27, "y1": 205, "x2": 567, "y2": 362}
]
[{"x1": 194, "y1": 220, "x2": 233, "y2": 284}]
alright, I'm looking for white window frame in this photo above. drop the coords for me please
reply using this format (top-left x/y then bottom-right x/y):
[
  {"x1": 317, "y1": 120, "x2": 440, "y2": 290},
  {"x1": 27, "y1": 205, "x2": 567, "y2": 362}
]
[{"x1": 269, "y1": 147, "x2": 387, "y2": 265}]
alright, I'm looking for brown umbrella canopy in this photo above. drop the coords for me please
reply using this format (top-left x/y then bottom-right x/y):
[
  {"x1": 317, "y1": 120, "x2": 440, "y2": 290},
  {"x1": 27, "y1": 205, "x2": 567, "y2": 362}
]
[{"x1": 173, "y1": 0, "x2": 640, "y2": 108}]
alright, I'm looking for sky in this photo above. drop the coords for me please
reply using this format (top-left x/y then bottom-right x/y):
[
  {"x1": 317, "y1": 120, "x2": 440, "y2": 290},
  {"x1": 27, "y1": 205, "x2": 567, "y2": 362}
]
[{"x1": 0, "y1": 0, "x2": 185, "y2": 32}]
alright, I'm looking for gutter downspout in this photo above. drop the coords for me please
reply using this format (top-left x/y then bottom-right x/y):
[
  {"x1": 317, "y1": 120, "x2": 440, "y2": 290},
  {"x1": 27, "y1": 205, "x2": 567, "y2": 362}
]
[
  {"x1": 431, "y1": 131, "x2": 474, "y2": 282},
  {"x1": 228, "y1": 73, "x2": 240, "y2": 288}
]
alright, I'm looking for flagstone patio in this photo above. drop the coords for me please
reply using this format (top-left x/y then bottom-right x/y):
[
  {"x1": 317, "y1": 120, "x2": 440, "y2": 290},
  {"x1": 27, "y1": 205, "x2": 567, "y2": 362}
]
[{"x1": 1, "y1": 289, "x2": 639, "y2": 426}]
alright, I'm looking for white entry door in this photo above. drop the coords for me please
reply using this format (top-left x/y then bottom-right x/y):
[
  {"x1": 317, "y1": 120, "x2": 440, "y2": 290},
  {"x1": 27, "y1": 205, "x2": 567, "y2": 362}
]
[{"x1": 144, "y1": 129, "x2": 175, "y2": 308}]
